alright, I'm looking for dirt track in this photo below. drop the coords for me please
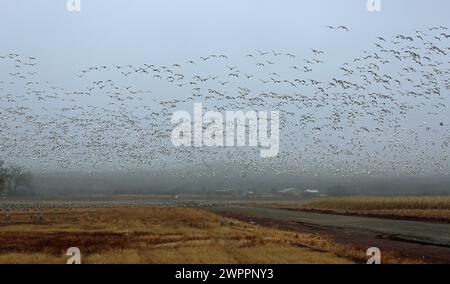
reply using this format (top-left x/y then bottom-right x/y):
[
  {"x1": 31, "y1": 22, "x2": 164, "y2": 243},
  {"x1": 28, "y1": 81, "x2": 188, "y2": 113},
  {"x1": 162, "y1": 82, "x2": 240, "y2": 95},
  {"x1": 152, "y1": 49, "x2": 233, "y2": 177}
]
[{"x1": 210, "y1": 205, "x2": 450, "y2": 264}]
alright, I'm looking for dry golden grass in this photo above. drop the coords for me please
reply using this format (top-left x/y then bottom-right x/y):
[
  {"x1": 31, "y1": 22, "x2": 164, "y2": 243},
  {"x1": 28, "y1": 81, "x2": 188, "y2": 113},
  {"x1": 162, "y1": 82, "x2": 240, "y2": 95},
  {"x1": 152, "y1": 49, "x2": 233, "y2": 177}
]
[
  {"x1": 0, "y1": 206, "x2": 364, "y2": 264},
  {"x1": 270, "y1": 196, "x2": 450, "y2": 222}
]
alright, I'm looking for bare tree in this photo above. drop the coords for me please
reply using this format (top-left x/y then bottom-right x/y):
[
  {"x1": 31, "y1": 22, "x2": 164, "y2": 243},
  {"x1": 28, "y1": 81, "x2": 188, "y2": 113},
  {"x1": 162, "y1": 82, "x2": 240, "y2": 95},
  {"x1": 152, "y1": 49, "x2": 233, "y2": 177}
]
[
  {"x1": 0, "y1": 161, "x2": 32, "y2": 196},
  {"x1": 0, "y1": 160, "x2": 5, "y2": 195}
]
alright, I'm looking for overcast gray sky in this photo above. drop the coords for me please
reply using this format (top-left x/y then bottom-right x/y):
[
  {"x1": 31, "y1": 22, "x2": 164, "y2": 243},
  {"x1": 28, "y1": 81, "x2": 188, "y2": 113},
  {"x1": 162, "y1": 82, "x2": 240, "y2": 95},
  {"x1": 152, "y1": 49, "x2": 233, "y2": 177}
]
[
  {"x1": 1, "y1": 0, "x2": 449, "y2": 176},
  {"x1": 1, "y1": 0, "x2": 450, "y2": 82}
]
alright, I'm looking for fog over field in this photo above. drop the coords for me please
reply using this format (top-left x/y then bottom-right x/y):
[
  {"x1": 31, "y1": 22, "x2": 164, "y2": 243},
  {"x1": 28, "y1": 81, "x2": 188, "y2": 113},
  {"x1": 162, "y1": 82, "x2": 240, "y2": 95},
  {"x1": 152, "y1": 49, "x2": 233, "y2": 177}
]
[
  {"x1": 1, "y1": 1, "x2": 450, "y2": 196},
  {"x1": 28, "y1": 172, "x2": 450, "y2": 196}
]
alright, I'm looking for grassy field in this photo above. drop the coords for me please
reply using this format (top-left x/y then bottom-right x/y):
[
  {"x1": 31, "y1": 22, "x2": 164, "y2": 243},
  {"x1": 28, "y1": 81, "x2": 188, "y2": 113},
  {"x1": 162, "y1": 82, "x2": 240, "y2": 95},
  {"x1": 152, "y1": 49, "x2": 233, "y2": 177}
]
[
  {"x1": 267, "y1": 196, "x2": 450, "y2": 222},
  {"x1": 0, "y1": 206, "x2": 363, "y2": 264}
]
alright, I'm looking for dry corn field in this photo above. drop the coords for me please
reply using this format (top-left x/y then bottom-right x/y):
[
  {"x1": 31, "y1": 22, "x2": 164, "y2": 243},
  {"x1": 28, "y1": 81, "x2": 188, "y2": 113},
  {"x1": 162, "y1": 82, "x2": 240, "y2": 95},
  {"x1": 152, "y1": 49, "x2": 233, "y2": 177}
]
[
  {"x1": 270, "y1": 196, "x2": 450, "y2": 222},
  {"x1": 0, "y1": 206, "x2": 419, "y2": 264}
]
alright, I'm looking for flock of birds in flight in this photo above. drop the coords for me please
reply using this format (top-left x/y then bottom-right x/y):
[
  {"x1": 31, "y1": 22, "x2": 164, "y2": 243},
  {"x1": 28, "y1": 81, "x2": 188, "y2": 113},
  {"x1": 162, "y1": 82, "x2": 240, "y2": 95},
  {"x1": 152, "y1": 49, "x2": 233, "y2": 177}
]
[{"x1": 1, "y1": 25, "x2": 449, "y2": 178}]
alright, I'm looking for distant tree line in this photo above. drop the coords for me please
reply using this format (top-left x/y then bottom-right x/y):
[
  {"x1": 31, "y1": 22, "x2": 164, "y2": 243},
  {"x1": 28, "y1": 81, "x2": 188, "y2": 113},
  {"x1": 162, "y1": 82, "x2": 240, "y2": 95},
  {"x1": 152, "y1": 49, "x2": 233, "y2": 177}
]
[{"x1": 0, "y1": 160, "x2": 32, "y2": 196}]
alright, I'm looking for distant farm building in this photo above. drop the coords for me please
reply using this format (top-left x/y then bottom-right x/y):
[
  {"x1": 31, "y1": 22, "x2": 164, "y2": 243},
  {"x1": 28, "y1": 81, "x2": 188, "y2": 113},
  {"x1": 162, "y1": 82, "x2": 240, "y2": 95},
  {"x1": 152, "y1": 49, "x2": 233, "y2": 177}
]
[
  {"x1": 276, "y1": 188, "x2": 321, "y2": 197},
  {"x1": 303, "y1": 189, "x2": 321, "y2": 197},
  {"x1": 276, "y1": 188, "x2": 302, "y2": 196}
]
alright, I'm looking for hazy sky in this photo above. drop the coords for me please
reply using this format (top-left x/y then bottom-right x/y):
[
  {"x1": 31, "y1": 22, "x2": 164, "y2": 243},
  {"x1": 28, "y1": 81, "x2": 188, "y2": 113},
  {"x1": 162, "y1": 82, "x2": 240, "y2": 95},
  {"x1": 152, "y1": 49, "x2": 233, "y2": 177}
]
[
  {"x1": 1, "y1": 0, "x2": 450, "y2": 176},
  {"x1": 1, "y1": 0, "x2": 450, "y2": 82}
]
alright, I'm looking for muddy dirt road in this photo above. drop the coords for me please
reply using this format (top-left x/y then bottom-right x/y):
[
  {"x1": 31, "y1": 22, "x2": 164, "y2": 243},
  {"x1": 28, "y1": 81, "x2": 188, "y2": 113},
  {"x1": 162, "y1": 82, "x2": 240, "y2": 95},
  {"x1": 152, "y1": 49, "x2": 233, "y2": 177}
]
[{"x1": 210, "y1": 205, "x2": 450, "y2": 263}]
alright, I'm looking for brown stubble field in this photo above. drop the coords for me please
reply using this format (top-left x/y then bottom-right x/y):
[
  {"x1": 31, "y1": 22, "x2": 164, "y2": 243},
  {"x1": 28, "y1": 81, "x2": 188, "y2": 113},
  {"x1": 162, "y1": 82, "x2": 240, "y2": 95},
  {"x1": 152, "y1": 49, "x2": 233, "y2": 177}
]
[
  {"x1": 0, "y1": 206, "x2": 422, "y2": 264},
  {"x1": 261, "y1": 196, "x2": 450, "y2": 222}
]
